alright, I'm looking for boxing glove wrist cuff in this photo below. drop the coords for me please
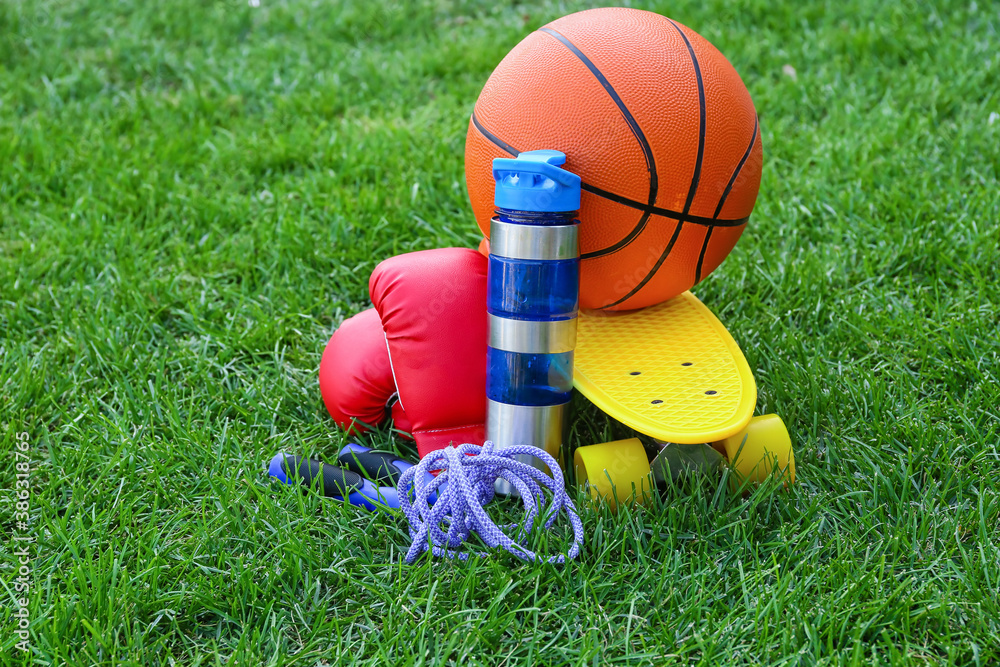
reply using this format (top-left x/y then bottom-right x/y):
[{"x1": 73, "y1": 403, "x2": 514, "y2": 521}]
[{"x1": 413, "y1": 424, "x2": 486, "y2": 459}]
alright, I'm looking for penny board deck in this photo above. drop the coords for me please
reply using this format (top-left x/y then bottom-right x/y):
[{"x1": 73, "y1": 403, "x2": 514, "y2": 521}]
[{"x1": 574, "y1": 291, "x2": 756, "y2": 444}]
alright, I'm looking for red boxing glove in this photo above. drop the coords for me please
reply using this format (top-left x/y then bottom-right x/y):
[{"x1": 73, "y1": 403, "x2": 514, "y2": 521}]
[
  {"x1": 369, "y1": 248, "x2": 488, "y2": 458},
  {"x1": 319, "y1": 308, "x2": 411, "y2": 434}
]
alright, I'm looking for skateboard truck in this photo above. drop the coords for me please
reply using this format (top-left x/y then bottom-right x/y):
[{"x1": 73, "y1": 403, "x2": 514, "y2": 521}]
[{"x1": 574, "y1": 414, "x2": 796, "y2": 510}]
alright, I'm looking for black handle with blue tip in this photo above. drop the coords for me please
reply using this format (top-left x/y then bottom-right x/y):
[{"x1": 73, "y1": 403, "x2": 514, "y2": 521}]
[
  {"x1": 336, "y1": 442, "x2": 411, "y2": 485},
  {"x1": 268, "y1": 444, "x2": 432, "y2": 512}
]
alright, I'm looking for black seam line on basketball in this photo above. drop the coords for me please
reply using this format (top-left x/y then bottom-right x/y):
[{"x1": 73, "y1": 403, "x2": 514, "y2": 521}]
[
  {"x1": 667, "y1": 19, "x2": 706, "y2": 218},
  {"x1": 697, "y1": 115, "x2": 759, "y2": 282},
  {"x1": 537, "y1": 27, "x2": 658, "y2": 209},
  {"x1": 602, "y1": 221, "x2": 686, "y2": 309},
  {"x1": 473, "y1": 112, "x2": 748, "y2": 229},
  {"x1": 694, "y1": 226, "x2": 714, "y2": 284},
  {"x1": 580, "y1": 211, "x2": 651, "y2": 260},
  {"x1": 712, "y1": 115, "x2": 758, "y2": 219},
  {"x1": 581, "y1": 182, "x2": 748, "y2": 227},
  {"x1": 471, "y1": 112, "x2": 520, "y2": 157},
  {"x1": 599, "y1": 21, "x2": 707, "y2": 309}
]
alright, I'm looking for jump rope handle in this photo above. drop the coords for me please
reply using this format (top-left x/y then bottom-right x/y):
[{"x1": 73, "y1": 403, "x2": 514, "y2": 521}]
[
  {"x1": 268, "y1": 444, "x2": 422, "y2": 511},
  {"x1": 335, "y1": 442, "x2": 410, "y2": 484}
]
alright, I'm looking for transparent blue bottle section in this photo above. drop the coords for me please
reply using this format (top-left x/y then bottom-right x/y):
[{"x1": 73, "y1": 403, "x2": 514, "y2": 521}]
[
  {"x1": 487, "y1": 206, "x2": 579, "y2": 407},
  {"x1": 487, "y1": 255, "x2": 579, "y2": 321},
  {"x1": 486, "y1": 349, "x2": 575, "y2": 406},
  {"x1": 489, "y1": 205, "x2": 579, "y2": 321}
]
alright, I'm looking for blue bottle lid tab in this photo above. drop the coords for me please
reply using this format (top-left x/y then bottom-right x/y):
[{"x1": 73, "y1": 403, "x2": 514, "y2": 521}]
[{"x1": 493, "y1": 150, "x2": 582, "y2": 213}]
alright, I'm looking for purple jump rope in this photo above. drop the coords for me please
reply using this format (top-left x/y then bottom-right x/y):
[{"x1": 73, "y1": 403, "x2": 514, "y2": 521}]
[{"x1": 396, "y1": 441, "x2": 584, "y2": 564}]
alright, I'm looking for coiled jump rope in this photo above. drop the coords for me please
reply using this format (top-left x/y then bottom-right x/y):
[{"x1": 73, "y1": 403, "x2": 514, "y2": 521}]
[{"x1": 397, "y1": 441, "x2": 584, "y2": 564}]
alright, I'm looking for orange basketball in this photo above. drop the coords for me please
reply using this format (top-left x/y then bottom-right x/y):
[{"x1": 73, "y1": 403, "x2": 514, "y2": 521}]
[{"x1": 466, "y1": 8, "x2": 762, "y2": 311}]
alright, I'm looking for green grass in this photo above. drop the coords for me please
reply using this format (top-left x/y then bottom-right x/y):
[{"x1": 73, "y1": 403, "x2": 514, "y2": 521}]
[{"x1": 2, "y1": 0, "x2": 999, "y2": 664}]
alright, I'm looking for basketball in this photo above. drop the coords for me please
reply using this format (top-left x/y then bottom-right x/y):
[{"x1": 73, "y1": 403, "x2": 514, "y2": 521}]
[{"x1": 466, "y1": 7, "x2": 762, "y2": 311}]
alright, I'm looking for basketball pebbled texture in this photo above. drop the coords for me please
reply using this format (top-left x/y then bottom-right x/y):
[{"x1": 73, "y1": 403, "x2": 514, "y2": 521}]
[{"x1": 466, "y1": 7, "x2": 762, "y2": 311}]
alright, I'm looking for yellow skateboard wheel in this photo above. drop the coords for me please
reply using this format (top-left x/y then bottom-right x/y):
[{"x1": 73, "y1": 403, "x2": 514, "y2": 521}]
[
  {"x1": 716, "y1": 414, "x2": 795, "y2": 486},
  {"x1": 573, "y1": 438, "x2": 653, "y2": 510}
]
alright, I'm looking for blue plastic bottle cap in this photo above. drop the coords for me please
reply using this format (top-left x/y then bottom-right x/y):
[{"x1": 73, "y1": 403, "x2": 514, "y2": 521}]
[{"x1": 493, "y1": 150, "x2": 582, "y2": 213}]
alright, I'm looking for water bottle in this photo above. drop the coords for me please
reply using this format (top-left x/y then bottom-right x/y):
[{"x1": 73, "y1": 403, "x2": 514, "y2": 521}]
[{"x1": 486, "y1": 149, "x2": 581, "y2": 494}]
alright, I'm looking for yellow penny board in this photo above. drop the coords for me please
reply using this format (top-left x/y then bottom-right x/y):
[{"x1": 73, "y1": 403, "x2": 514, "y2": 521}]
[{"x1": 574, "y1": 291, "x2": 756, "y2": 444}]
